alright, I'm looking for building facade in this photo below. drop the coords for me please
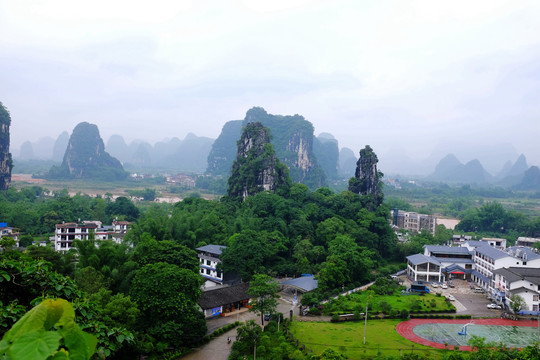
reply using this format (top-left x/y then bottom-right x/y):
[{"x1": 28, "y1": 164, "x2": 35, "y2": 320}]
[
  {"x1": 55, "y1": 222, "x2": 99, "y2": 251},
  {"x1": 492, "y1": 267, "x2": 540, "y2": 312},
  {"x1": 392, "y1": 210, "x2": 436, "y2": 235},
  {"x1": 55, "y1": 220, "x2": 132, "y2": 251},
  {"x1": 196, "y1": 245, "x2": 227, "y2": 288}
]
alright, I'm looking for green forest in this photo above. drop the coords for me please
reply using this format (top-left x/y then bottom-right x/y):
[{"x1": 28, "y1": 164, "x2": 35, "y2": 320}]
[{"x1": 3, "y1": 177, "x2": 540, "y2": 358}]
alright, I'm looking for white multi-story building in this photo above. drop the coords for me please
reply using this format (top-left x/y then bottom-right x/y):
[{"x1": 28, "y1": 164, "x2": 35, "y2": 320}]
[
  {"x1": 55, "y1": 222, "x2": 99, "y2": 251},
  {"x1": 492, "y1": 267, "x2": 540, "y2": 312},
  {"x1": 472, "y1": 245, "x2": 540, "y2": 291},
  {"x1": 55, "y1": 220, "x2": 132, "y2": 251},
  {"x1": 196, "y1": 245, "x2": 227, "y2": 288},
  {"x1": 406, "y1": 254, "x2": 443, "y2": 283}
]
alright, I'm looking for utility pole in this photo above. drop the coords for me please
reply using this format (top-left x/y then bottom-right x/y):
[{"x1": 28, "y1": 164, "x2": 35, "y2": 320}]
[{"x1": 363, "y1": 302, "x2": 368, "y2": 345}]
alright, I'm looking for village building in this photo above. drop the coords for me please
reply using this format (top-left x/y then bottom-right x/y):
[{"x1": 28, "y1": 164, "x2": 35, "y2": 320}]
[
  {"x1": 0, "y1": 222, "x2": 20, "y2": 247},
  {"x1": 54, "y1": 220, "x2": 131, "y2": 251},
  {"x1": 516, "y1": 237, "x2": 540, "y2": 247},
  {"x1": 196, "y1": 244, "x2": 241, "y2": 288},
  {"x1": 198, "y1": 283, "x2": 250, "y2": 318},
  {"x1": 391, "y1": 209, "x2": 436, "y2": 235}
]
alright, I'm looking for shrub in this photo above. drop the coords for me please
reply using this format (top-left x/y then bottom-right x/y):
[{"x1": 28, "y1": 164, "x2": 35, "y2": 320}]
[
  {"x1": 331, "y1": 314, "x2": 341, "y2": 322},
  {"x1": 400, "y1": 309, "x2": 410, "y2": 319},
  {"x1": 308, "y1": 307, "x2": 322, "y2": 315}
]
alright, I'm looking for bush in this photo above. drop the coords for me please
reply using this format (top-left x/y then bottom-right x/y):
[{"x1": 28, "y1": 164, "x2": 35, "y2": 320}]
[
  {"x1": 400, "y1": 309, "x2": 410, "y2": 319},
  {"x1": 308, "y1": 307, "x2": 322, "y2": 315},
  {"x1": 331, "y1": 314, "x2": 341, "y2": 322}
]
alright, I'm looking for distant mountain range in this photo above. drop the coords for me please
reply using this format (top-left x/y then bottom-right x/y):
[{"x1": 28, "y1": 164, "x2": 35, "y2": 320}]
[
  {"x1": 9, "y1": 108, "x2": 540, "y2": 191},
  {"x1": 425, "y1": 153, "x2": 540, "y2": 190}
]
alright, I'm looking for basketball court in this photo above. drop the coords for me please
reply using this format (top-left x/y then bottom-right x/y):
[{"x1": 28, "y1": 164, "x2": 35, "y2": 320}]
[{"x1": 396, "y1": 318, "x2": 540, "y2": 351}]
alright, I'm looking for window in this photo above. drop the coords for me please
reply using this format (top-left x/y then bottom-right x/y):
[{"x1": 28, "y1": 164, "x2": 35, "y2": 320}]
[
  {"x1": 534, "y1": 305, "x2": 539, "y2": 312},
  {"x1": 206, "y1": 260, "x2": 211, "y2": 266},
  {"x1": 533, "y1": 295, "x2": 539, "y2": 301},
  {"x1": 523, "y1": 262, "x2": 527, "y2": 265},
  {"x1": 206, "y1": 269, "x2": 210, "y2": 275}
]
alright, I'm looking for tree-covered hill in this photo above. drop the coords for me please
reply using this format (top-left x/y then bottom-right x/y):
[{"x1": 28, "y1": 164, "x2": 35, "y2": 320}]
[
  {"x1": 207, "y1": 107, "x2": 329, "y2": 189},
  {"x1": 46, "y1": 122, "x2": 127, "y2": 181}
]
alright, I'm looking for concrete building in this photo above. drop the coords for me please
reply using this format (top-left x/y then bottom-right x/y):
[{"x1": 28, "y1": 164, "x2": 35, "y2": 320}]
[
  {"x1": 424, "y1": 245, "x2": 475, "y2": 280},
  {"x1": 492, "y1": 267, "x2": 540, "y2": 312},
  {"x1": 55, "y1": 221, "x2": 99, "y2": 251},
  {"x1": 516, "y1": 237, "x2": 540, "y2": 247},
  {"x1": 392, "y1": 210, "x2": 436, "y2": 235},
  {"x1": 196, "y1": 244, "x2": 227, "y2": 288},
  {"x1": 54, "y1": 220, "x2": 132, "y2": 251},
  {"x1": 406, "y1": 254, "x2": 443, "y2": 283},
  {"x1": 472, "y1": 245, "x2": 540, "y2": 291}
]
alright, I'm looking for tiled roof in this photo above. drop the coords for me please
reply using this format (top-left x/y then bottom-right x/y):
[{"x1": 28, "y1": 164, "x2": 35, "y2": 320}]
[
  {"x1": 475, "y1": 246, "x2": 508, "y2": 260},
  {"x1": 198, "y1": 282, "x2": 250, "y2": 309},
  {"x1": 196, "y1": 244, "x2": 227, "y2": 256},
  {"x1": 493, "y1": 267, "x2": 540, "y2": 286},
  {"x1": 424, "y1": 245, "x2": 471, "y2": 255},
  {"x1": 471, "y1": 270, "x2": 490, "y2": 284},
  {"x1": 506, "y1": 246, "x2": 540, "y2": 261},
  {"x1": 406, "y1": 254, "x2": 441, "y2": 266}
]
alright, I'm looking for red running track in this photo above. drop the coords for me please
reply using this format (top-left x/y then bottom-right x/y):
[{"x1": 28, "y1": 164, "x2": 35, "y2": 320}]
[{"x1": 396, "y1": 318, "x2": 538, "y2": 351}]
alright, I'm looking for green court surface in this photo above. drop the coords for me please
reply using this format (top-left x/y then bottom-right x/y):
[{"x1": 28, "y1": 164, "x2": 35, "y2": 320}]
[{"x1": 413, "y1": 322, "x2": 540, "y2": 348}]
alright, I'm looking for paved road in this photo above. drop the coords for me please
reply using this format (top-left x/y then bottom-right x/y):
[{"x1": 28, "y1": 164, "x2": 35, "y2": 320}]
[
  {"x1": 181, "y1": 297, "x2": 297, "y2": 359},
  {"x1": 181, "y1": 328, "x2": 238, "y2": 360}
]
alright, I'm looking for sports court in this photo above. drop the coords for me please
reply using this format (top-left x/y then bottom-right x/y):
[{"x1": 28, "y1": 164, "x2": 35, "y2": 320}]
[{"x1": 396, "y1": 318, "x2": 540, "y2": 351}]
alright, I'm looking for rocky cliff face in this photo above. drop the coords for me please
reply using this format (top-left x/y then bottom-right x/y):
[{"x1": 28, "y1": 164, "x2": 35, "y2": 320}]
[
  {"x1": 227, "y1": 122, "x2": 291, "y2": 201},
  {"x1": 348, "y1": 145, "x2": 383, "y2": 206},
  {"x1": 0, "y1": 102, "x2": 13, "y2": 190},
  {"x1": 207, "y1": 107, "x2": 327, "y2": 189},
  {"x1": 47, "y1": 122, "x2": 127, "y2": 180}
]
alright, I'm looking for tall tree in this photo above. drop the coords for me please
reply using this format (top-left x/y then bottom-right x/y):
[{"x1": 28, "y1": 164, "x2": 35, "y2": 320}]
[
  {"x1": 130, "y1": 262, "x2": 206, "y2": 349},
  {"x1": 246, "y1": 274, "x2": 280, "y2": 325}
]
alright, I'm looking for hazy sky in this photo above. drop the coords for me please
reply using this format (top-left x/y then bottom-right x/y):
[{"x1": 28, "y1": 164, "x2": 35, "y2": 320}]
[{"x1": 1, "y1": 0, "x2": 540, "y2": 168}]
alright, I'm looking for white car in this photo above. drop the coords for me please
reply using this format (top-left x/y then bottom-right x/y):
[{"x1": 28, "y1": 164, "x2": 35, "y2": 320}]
[
  {"x1": 487, "y1": 303, "x2": 502, "y2": 309},
  {"x1": 441, "y1": 283, "x2": 448, "y2": 289},
  {"x1": 432, "y1": 283, "x2": 439, "y2": 288},
  {"x1": 447, "y1": 295, "x2": 456, "y2": 301}
]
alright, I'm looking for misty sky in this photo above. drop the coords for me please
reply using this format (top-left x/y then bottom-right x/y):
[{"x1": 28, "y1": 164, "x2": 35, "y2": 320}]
[{"x1": 1, "y1": 0, "x2": 540, "y2": 169}]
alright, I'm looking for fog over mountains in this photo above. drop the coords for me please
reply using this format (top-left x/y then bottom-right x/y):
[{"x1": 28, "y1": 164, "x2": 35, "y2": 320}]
[{"x1": 10, "y1": 104, "x2": 540, "y2": 190}]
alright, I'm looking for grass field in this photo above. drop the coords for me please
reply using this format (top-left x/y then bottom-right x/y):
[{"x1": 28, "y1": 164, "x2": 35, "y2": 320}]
[
  {"x1": 289, "y1": 320, "x2": 443, "y2": 359},
  {"x1": 324, "y1": 291, "x2": 455, "y2": 315}
]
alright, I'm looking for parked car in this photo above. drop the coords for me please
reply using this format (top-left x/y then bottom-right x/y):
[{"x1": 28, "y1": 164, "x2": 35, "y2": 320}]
[
  {"x1": 441, "y1": 283, "x2": 448, "y2": 289},
  {"x1": 432, "y1": 283, "x2": 439, "y2": 288},
  {"x1": 447, "y1": 295, "x2": 456, "y2": 301},
  {"x1": 448, "y1": 282, "x2": 455, "y2": 288},
  {"x1": 487, "y1": 303, "x2": 502, "y2": 309},
  {"x1": 264, "y1": 313, "x2": 271, "y2": 321}
]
